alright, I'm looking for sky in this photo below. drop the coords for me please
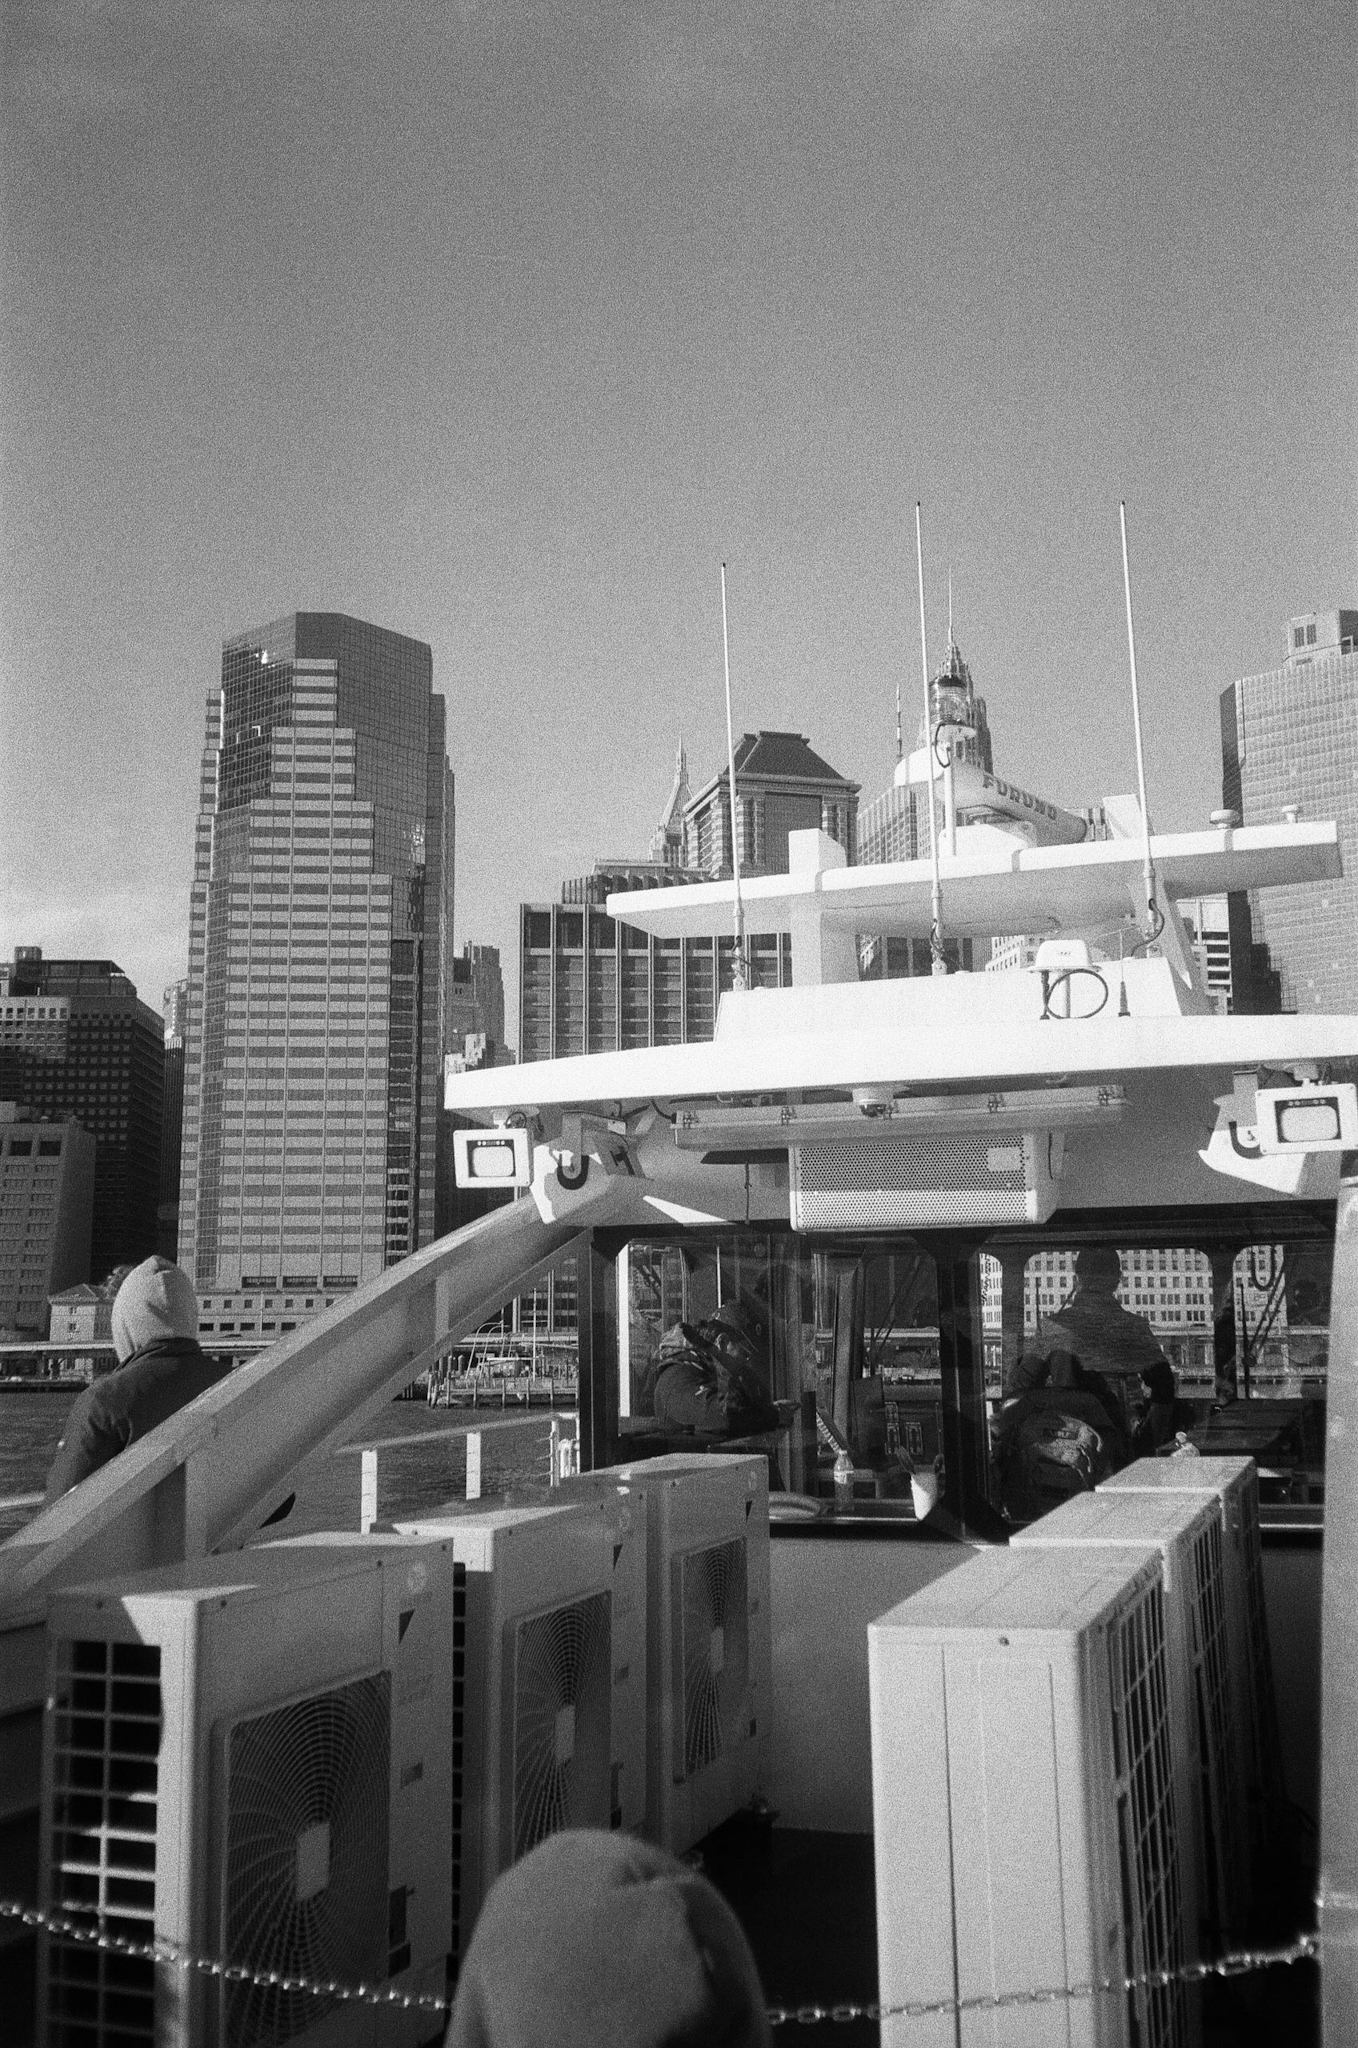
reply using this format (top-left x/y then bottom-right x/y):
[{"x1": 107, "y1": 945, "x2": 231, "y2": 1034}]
[{"x1": 1, "y1": 0, "x2": 1353, "y2": 1036}]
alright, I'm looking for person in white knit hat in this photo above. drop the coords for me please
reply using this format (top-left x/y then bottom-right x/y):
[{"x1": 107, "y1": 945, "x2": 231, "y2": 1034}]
[{"x1": 44, "y1": 1255, "x2": 230, "y2": 1500}]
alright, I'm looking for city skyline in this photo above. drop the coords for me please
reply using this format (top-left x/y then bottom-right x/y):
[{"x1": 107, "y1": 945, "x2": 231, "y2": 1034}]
[{"x1": 3, "y1": 2, "x2": 1354, "y2": 1030}]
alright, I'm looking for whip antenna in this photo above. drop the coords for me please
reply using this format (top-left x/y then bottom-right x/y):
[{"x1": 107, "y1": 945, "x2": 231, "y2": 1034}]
[
  {"x1": 1118, "y1": 502, "x2": 1162, "y2": 944},
  {"x1": 720, "y1": 561, "x2": 748, "y2": 991},
  {"x1": 916, "y1": 503, "x2": 947, "y2": 973}
]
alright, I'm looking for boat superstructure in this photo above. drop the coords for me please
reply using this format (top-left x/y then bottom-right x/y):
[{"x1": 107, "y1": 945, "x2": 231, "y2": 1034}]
[{"x1": 3, "y1": 796, "x2": 1356, "y2": 2042}]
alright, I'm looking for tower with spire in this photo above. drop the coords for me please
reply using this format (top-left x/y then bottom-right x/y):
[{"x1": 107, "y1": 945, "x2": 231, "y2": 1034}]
[{"x1": 649, "y1": 739, "x2": 691, "y2": 868}]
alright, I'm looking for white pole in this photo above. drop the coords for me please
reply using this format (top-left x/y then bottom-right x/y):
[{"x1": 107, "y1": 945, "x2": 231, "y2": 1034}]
[
  {"x1": 916, "y1": 504, "x2": 947, "y2": 973},
  {"x1": 721, "y1": 561, "x2": 748, "y2": 991},
  {"x1": 1118, "y1": 502, "x2": 1161, "y2": 942}
]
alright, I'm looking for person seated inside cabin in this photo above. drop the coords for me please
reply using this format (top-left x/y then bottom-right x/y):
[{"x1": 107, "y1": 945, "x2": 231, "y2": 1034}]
[
  {"x1": 1032, "y1": 1244, "x2": 1167, "y2": 1381},
  {"x1": 1133, "y1": 1358, "x2": 1199, "y2": 1457},
  {"x1": 652, "y1": 1301, "x2": 779, "y2": 1439}
]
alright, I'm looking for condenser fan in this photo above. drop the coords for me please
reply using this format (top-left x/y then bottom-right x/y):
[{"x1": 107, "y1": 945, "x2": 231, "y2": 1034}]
[
  {"x1": 218, "y1": 1672, "x2": 390, "y2": 2048},
  {"x1": 509, "y1": 1592, "x2": 612, "y2": 1862},
  {"x1": 677, "y1": 1538, "x2": 749, "y2": 1781}
]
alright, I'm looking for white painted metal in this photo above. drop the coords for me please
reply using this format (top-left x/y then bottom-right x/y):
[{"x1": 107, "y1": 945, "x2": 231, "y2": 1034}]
[
  {"x1": 869, "y1": 1546, "x2": 1195, "y2": 2048},
  {"x1": 387, "y1": 1502, "x2": 621, "y2": 1956},
  {"x1": 573, "y1": 1453, "x2": 771, "y2": 1853},
  {"x1": 602, "y1": 819, "x2": 1338, "y2": 947},
  {"x1": 0, "y1": 1148, "x2": 618, "y2": 1607},
  {"x1": 39, "y1": 1537, "x2": 460, "y2": 2047}
]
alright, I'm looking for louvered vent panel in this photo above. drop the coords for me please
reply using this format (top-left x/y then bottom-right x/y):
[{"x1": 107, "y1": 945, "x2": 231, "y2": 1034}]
[
  {"x1": 1108, "y1": 1583, "x2": 1190, "y2": 2048},
  {"x1": 1189, "y1": 1516, "x2": 1243, "y2": 1944},
  {"x1": 46, "y1": 1640, "x2": 161, "y2": 2048},
  {"x1": 1237, "y1": 1476, "x2": 1284, "y2": 1854}
]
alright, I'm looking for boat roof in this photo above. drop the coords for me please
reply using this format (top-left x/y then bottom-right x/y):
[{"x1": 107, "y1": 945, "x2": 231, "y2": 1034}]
[{"x1": 605, "y1": 820, "x2": 1339, "y2": 941}]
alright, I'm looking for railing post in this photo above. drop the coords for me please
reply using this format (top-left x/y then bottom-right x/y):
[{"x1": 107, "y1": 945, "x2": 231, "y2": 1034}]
[
  {"x1": 466, "y1": 1432, "x2": 482, "y2": 1502},
  {"x1": 360, "y1": 1448, "x2": 378, "y2": 1534}
]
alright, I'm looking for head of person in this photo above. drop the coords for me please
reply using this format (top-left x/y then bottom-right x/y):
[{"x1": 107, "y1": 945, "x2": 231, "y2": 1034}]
[
  {"x1": 446, "y1": 1828, "x2": 771, "y2": 2048},
  {"x1": 1073, "y1": 1246, "x2": 1124, "y2": 1297},
  {"x1": 111, "y1": 1257, "x2": 200, "y2": 1364},
  {"x1": 707, "y1": 1298, "x2": 767, "y2": 1354},
  {"x1": 1140, "y1": 1359, "x2": 1177, "y2": 1407}
]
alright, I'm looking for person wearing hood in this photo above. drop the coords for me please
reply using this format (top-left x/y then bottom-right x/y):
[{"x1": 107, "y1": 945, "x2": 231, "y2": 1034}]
[
  {"x1": 444, "y1": 1829, "x2": 771, "y2": 2048},
  {"x1": 44, "y1": 1256, "x2": 231, "y2": 1501}
]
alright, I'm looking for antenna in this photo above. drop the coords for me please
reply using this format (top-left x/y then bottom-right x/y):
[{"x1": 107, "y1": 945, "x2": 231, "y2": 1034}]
[
  {"x1": 947, "y1": 561, "x2": 954, "y2": 651},
  {"x1": 720, "y1": 562, "x2": 748, "y2": 991},
  {"x1": 1118, "y1": 502, "x2": 1162, "y2": 945},
  {"x1": 916, "y1": 504, "x2": 947, "y2": 973}
]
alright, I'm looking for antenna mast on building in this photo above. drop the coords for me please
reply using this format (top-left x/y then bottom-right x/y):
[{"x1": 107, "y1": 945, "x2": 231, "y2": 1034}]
[
  {"x1": 1118, "y1": 501, "x2": 1163, "y2": 946},
  {"x1": 720, "y1": 562, "x2": 748, "y2": 991},
  {"x1": 916, "y1": 504, "x2": 947, "y2": 973}
]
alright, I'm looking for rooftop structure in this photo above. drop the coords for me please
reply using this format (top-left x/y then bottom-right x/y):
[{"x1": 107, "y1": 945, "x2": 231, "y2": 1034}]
[{"x1": 682, "y1": 730, "x2": 859, "y2": 876}]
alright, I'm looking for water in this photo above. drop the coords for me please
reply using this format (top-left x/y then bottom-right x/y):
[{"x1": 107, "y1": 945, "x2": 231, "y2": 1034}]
[
  {"x1": 0, "y1": 1389, "x2": 80, "y2": 1537},
  {"x1": 0, "y1": 1389, "x2": 570, "y2": 1544}
]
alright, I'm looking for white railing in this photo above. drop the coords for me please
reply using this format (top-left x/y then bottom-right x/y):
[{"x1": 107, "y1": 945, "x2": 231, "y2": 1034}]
[{"x1": 0, "y1": 1159, "x2": 615, "y2": 1614}]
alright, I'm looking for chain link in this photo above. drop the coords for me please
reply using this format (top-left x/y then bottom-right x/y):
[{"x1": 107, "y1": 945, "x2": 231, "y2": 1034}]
[{"x1": 1, "y1": 1897, "x2": 1321, "y2": 2028}]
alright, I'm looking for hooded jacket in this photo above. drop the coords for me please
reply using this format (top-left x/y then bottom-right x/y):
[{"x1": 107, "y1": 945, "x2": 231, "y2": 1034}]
[
  {"x1": 445, "y1": 1829, "x2": 771, "y2": 2048},
  {"x1": 44, "y1": 1257, "x2": 230, "y2": 1502}
]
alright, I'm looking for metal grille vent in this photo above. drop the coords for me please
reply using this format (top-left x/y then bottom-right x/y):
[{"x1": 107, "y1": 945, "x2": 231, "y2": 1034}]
[
  {"x1": 1189, "y1": 1516, "x2": 1243, "y2": 1944},
  {"x1": 1108, "y1": 1582, "x2": 1189, "y2": 2048},
  {"x1": 219, "y1": 1672, "x2": 390, "y2": 2048},
  {"x1": 791, "y1": 1135, "x2": 1040, "y2": 1228},
  {"x1": 675, "y1": 1539, "x2": 750, "y2": 1783},
  {"x1": 46, "y1": 1638, "x2": 161, "y2": 2047},
  {"x1": 508, "y1": 1592, "x2": 612, "y2": 1863},
  {"x1": 798, "y1": 1134, "x2": 1027, "y2": 1193}
]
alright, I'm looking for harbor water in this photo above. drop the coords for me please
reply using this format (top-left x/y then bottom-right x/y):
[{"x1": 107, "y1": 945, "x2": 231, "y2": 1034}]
[{"x1": 0, "y1": 1389, "x2": 568, "y2": 1543}]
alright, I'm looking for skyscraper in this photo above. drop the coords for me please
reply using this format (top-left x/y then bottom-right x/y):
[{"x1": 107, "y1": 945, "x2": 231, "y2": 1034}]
[
  {"x1": 1221, "y1": 610, "x2": 1358, "y2": 1014},
  {"x1": 0, "y1": 949, "x2": 164, "y2": 1279},
  {"x1": 179, "y1": 614, "x2": 452, "y2": 1310}
]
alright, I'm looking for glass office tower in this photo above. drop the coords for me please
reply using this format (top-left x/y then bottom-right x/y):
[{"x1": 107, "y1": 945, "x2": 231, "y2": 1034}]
[
  {"x1": 1221, "y1": 613, "x2": 1358, "y2": 1014},
  {"x1": 179, "y1": 614, "x2": 452, "y2": 1300}
]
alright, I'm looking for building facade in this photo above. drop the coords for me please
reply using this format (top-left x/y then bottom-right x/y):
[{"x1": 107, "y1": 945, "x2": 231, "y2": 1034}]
[
  {"x1": 448, "y1": 943, "x2": 506, "y2": 1060},
  {"x1": 1221, "y1": 612, "x2": 1358, "y2": 1014},
  {"x1": 178, "y1": 613, "x2": 452, "y2": 1308},
  {"x1": 682, "y1": 730, "x2": 858, "y2": 875},
  {"x1": 0, "y1": 1107, "x2": 95, "y2": 1336},
  {"x1": 0, "y1": 950, "x2": 163, "y2": 1280}
]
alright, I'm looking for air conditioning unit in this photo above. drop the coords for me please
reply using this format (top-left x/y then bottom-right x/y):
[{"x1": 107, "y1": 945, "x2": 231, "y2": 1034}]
[
  {"x1": 389, "y1": 1502, "x2": 618, "y2": 1959},
  {"x1": 39, "y1": 1536, "x2": 461, "y2": 2048},
  {"x1": 576, "y1": 1453, "x2": 770, "y2": 1854},
  {"x1": 789, "y1": 1130, "x2": 1063, "y2": 1229},
  {"x1": 1013, "y1": 1488, "x2": 1244, "y2": 1955},
  {"x1": 1100, "y1": 1456, "x2": 1284, "y2": 1912},
  {"x1": 546, "y1": 1469, "x2": 652, "y2": 1836},
  {"x1": 869, "y1": 1546, "x2": 1195, "y2": 2048}
]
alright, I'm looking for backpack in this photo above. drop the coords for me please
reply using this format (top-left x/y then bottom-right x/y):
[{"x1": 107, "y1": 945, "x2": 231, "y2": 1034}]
[{"x1": 1015, "y1": 1406, "x2": 1112, "y2": 1507}]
